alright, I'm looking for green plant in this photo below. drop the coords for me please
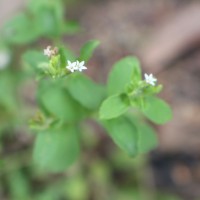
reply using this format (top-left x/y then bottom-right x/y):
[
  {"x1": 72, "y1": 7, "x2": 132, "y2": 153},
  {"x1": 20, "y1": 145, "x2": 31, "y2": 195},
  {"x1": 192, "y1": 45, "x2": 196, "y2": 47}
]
[
  {"x1": 0, "y1": 0, "x2": 79, "y2": 133},
  {"x1": 24, "y1": 41, "x2": 172, "y2": 172},
  {"x1": 0, "y1": 0, "x2": 175, "y2": 199}
]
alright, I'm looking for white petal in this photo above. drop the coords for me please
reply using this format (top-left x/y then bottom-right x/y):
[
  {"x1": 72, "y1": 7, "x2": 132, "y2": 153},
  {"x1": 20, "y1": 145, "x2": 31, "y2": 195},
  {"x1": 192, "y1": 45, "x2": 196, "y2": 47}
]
[
  {"x1": 151, "y1": 82, "x2": 155, "y2": 86},
  {"x1": 149, "y1": 74, "x2": 153, "y2": 78},
  {"x1": 81, "y1": 66, "x2": 87, "y2": 70},
  {"x1": 67, "y1": 60, "x2": 72, "y2": 65},
  {"x1": 79, "y1": 66, "x2": 87, "y2": 71},
  {"x1": 144, "y1": 73, "x2": 157, "y2": 86},
  {"x1": 153, "y1": 77, "x2": 157, "y2": 81},
  {"x1": 72, "y1": 62, "x2": 77, "y2": 67},
  {"x1": 67, "y1": 66, "x2": 74, "y2": 72},
  {"x1": 43, "y1": 46, "x2": 52, "y2": 57},
  {"x1": 144, "y1": 73, "x2": 149, "y2": 79},
  {"x1": 79, "y1": 61, "x2": 85, "y2": 66}
]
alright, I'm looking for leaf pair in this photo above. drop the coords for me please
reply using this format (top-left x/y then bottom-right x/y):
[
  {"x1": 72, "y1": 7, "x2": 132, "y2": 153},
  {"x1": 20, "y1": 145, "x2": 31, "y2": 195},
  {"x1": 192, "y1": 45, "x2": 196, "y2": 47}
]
[
  {"x1": 99, "y1": 56, "x2": 172, "y2": 124},
  {"x1": 98, "y1": 56, "x2": 172, "y2": 157},
  {"x1": 102, "y1": 116, "x2": 158, "y2": 156}
]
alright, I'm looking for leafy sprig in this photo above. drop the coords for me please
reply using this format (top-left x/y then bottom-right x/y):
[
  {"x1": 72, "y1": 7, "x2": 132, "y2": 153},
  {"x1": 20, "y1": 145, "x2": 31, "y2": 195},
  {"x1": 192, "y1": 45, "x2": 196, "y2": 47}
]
[{"x1": 24, "y1": 41, "x2": 172, "y2": 172}]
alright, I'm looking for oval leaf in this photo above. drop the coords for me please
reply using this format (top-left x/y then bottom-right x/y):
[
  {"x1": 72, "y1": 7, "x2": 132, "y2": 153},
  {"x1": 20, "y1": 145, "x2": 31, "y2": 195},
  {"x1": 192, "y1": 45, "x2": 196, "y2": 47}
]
[
  {"x1": 107, "y1": 57, "x2": 141, "y2": 95},
  {"x1": 38, "y1": 81, "x2": 86, "y2": 122},
  {"x1": 142, "y1": 97, "x2": 172, "y2": 124},
  {"x1": 137, "y1": 124, "x2": 158, "y2": 153},
  {"x1": 23, "y1": 50, "x2": 48, "y2": 72},
  {"x1": 67, "y1": 74, "x2": 105, "y2": 110},
  {"x1": 99, "y1": 94, "x2": 129, "y2": 120},
  {"x1": 79, "y1": 40, "x2": 100, "y2": 62},
  {"x1": 3, "y1": 13, "x2": 40, "y2": 44},
  {"x1": 102, "y1": 116, "x2": 138, "y2": 156},
  {"x1": 33, "y1": 126, "x2": 80, "y2": 172}
]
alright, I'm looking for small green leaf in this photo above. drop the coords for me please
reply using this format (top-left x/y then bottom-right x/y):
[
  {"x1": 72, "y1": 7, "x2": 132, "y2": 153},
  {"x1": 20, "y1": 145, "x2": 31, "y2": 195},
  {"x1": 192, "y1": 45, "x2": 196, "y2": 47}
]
[
  {"x1": 79, "y1": 40, "x2": 100, "y2": 62},
  {"x1": 28, "y1": 0, "x2": 51, "y2": 13},
  {"x1": 23, "y1": 50, "x2": 48, "y2": 72},
  {"x1": 38, "y1": 81, "x2": 86, "y2": 122},
  {"x1": 3, "y1": 13, "x2": 40, "y2": 44},
  {"x1": 29, "y1": 0, "x2": 65, "y2": 37},
  {"x1": 7, "y1": 171, "x2": 31, "y2": 200},
  {"x1": 102, "y1": 116, "x2": 138, "y2": 156},
  {"x1": 34, "y1": 7, "x2": 60, "y2": 37},
  {"x1": 63, "y1": 21, "x2": 81, "y2": 34},
  {"x1": 33, "y1": 126, "x2": 80, "y2": 172},
  {"x1": 142, "y1": 96, "x2": 172, "y2": 124},
  {"x1": 67, "y1": 74, "x2": 105, "y2": 110},
  {"x1": 59, "y1": 47, "x2": 76, "y2": 68},
  {"x1": 137, "y1": 124, "x2": 158, "y2": 153},
  {"x1": 99, "y1": 94, "x2": 129, "y2": 120},
  {"x1": 0, "y1": 72, "x2": 18, "y2": 111},
  {"x1": 107, "y1": 57, "x2": 141, "y2": 95},
  {"x1": 125, "y1": 114, "x2": 158, "y2": 153}
]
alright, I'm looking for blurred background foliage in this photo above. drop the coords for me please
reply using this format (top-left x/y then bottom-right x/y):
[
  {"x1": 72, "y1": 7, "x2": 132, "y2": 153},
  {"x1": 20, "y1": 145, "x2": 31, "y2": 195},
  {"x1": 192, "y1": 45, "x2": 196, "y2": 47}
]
[{"x1": 0, "y1": 0, "x2": 200, "y2": 199}]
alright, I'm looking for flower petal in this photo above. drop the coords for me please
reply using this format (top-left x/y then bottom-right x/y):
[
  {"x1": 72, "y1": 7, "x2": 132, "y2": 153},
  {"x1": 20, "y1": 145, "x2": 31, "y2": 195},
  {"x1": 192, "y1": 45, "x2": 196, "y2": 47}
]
[
  {"x1": 79, "y1": 61, "x2": 85, "y2": 66},
  {"x1": 67, "y1": 60, "x2": 72, "y2": 65}
]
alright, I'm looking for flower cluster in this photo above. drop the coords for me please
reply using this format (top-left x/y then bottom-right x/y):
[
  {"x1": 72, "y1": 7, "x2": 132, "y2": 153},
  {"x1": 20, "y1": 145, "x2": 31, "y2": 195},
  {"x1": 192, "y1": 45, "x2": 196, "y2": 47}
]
[
  {"x1": 44, "y1": 46, "x2": 58, "y2": 58},
  {"x1": 66, "y1": 60, "x2": 87, "y2": 73},
  {"x1": 144, "y1": 73, "x2": 157, "y2": 86},
  {"x1": 43, "y1": 46, "x2": 87, "y2": 75}
]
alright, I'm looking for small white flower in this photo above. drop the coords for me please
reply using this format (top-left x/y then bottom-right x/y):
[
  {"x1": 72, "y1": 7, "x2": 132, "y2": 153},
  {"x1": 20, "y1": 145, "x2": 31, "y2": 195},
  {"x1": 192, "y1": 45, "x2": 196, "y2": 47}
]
[
  {"x1": 66, "y1": 60, "x2": 87, "y2": 73},
  {"x1": 66, "y1": 60, "x2": 77, "y2": 72},
  {"x1": 77, "y1": 61, "x2": 87, "y2": 72},
  {"x1": 43, "y1": 46, "x2": 52, "y2": 57},
  {"x1": 144, "y1": 73, "x2": 157, "y2": 86},
  {"x1": 0, "y1": 50, "x2": 10, "y2": 70}
]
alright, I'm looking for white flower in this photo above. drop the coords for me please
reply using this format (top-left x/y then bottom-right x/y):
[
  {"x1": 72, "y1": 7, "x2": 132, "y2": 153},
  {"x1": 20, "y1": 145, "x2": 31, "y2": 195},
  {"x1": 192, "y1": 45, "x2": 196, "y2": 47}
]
[
  {"x1": 77, "y1": 61, "x2": 87, "y2": 72},
  {"x1": 66, "y1": 60, "x2": 77, "y2": 72},
  {"x1": 43, "y1": 46, "x2": 52, "y2": 57},
  {"x1": 66, "y1": 60, "x2": 87, "y2": 73},
  {"x1": 0, "y1": 50, "x2": 10, "y2": 70},
  {"x1": 144, "y1": 73, "x2": 157, "y2": 86}
]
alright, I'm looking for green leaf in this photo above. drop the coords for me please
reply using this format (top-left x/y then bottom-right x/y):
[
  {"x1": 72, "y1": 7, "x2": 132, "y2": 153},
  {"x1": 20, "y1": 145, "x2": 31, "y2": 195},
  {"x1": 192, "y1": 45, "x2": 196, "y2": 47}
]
[
  {"x1": 0, "y1": 72, "x2": 18, "y2": 111},
  {"x1": 7, "y1": 171, "x2": 31, "y2": 200},
  {"x1": 59, "y1": 47, "x2": 76, "y2": 68},
  {"x1": 79, "y1": 40, "x2": 100, "y2": 62},
  {"x1": 137, "y1": 124, "x2": 158, "y2": 153},
  {"x1": 142, "y1": 96, "x2": 172, "y2": 124},
  {"x1": 121, "y1": 114, "x2": 158, "y2": 154},
  {"x1": 38, "y1": 81, "x2": 86, "y2": 122},
  {"x1": 102, "y1": 116, "x2": 138, "y2": 156},
  {"x1": 67, "y1": 74, "x2": 105, "y2": 110},
  {"x1": 28, "y1": 0, "x2": 63, "y2": 17},
  {"x1": 28, "y1": 0, "x2": 51, "y2": 13},
  {"x1": 28, "y1": 0, "x2": 65, "y2": 37},
  {"x1": 99, "y1": 94, "x2": 129, "y2": 120},
  {"x1": 3, "y1": 13, "x2": 40, "y2": 44},
  {"x1": 63, "y1": 21, "x2": 81, "y2": 35},
  {"x1": 33, "y1": 126, "x2": 80, "y2": 172},
  {"x1": 107, "y1": 57, "x2": 141, "y2": 95},
  {"x1": 22, "y1": 50, "x2": 48, "y2": 72},
  {"x1": 34, "y1": 7, "x2": 60, "y2": 37}
]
